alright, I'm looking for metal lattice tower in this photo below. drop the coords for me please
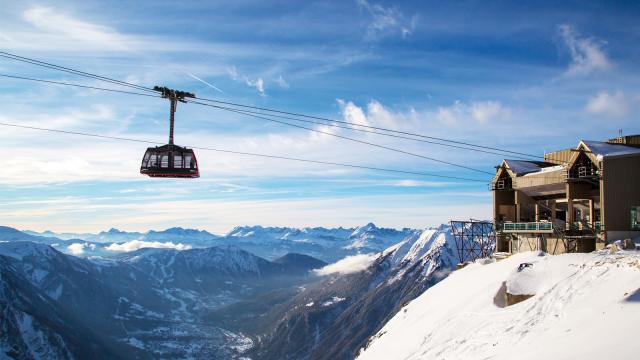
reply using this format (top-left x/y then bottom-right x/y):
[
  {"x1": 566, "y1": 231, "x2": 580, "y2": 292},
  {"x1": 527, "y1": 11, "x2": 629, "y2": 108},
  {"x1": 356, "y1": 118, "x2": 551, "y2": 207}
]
[{"x1": 450, "y1": 219, "x2": 496, "y2": 264}]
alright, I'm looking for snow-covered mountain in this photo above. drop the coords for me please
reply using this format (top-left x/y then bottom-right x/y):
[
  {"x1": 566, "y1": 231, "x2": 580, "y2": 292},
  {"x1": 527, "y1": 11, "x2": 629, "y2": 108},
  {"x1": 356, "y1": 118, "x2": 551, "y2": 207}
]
[
  {"x1": 0, "y1": 241, "x2": 325, "y2": 359},
  {"x1": 18, "y1": 223, "x2": 419, "y2": 262},
  {"x1": 357, "y1": 250, "x2": 640, "y2": 360},
  {"x1": 225, "y1": 223, "x2": 417, "y2": 262},
  {"x1": 231, "y1": 224, "x2": 459, "y2": 360},
  {"x1": 0, "y1": 222, "x2": 468, "y2": 359}
]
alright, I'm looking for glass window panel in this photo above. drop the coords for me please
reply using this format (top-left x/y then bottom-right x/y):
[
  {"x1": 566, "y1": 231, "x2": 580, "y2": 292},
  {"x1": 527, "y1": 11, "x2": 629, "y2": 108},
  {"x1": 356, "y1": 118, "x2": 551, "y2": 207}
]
[
  {"x1": 160, "y1": 155, "x2": 169, "y2": 168},
  {"x1": 174, "y1": 155, "x2": 183, "y2": 168},
  {"x1": 149, "y1": 154, "x2": 158, "y2": 167}
]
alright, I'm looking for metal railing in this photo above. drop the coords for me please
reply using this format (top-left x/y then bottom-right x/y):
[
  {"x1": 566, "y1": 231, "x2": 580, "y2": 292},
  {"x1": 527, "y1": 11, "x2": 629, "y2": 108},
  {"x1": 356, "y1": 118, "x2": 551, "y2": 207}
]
[
  {"x1": 569, "y1": 221, "x2": 604, "y2": 232},
  {"x1": 503, "y1": 222, "x2": 553, "y2": 232}
]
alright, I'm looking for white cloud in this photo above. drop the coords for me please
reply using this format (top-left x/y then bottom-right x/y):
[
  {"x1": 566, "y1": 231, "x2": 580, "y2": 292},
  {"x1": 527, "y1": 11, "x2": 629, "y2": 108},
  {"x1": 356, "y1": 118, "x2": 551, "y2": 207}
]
[
  {"x1": 357, "y1": 0, "x2": 417, "y2": 41},
  {"x1": 337, "y1": 99, "x2": 370, "y2": 127},
  {"x1": 585, "y1": 91, "x2": 629, "y2": 118},
  {"x1": 336, "y1": 99, "x2": 418, "y2": 131},
  {"x1": 66, "y1": 242, "x2": 95, "y2": 255},
  {"x1": 435, "y1": 100, "x2": 509, "y2": 126},
  {"x1": 247, "y1": 78, "x2": 265, "y2": 95},
  {"x1": 559, "y1": 24, "x2": 610, "y2": 76},
  {"x1": 470, "y1": 101, "x2": 505, "y2": 124},
  {"x1": 366, "y1": 100, "x2": 405, "y2": 129},
  {"x1": 227, "y1": 66, "x2": 266, "y2": 95},
  {"x1": 22, "y1": 6, "x2": 130, "y2": 50},
  {"x1": 105, "y1": 240, "x2": 192, "y2": 252},
  {"x1": 313, "y1": 253, "x2": 377, "y2": 276},
  {"x1": 435, "y1": 101, "x2": 463, "y2": 126}
]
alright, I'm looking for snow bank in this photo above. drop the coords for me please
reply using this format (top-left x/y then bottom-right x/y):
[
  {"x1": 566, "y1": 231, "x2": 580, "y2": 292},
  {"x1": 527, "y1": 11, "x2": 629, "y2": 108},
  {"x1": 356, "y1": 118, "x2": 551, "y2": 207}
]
[
  {"x1": 505, "y1": 252, "x2": 545, "y2": 296},
  {"x1": 358, "y1": 251, "x2": 640, "y2": 360}
]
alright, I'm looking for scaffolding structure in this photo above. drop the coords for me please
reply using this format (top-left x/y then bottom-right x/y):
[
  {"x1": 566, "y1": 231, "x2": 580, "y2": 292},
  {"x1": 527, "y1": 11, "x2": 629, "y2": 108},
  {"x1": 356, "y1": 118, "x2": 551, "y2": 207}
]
[{"x1": 450, "y1": 219, "x2": 496, "y2": 264}]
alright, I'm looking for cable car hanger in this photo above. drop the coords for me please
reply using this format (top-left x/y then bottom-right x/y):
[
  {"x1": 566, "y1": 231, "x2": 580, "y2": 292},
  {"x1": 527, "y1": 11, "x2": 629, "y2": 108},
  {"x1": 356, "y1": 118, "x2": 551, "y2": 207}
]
[{"x1": 139, "y1": 86, "x2": 200, "y2": 178}]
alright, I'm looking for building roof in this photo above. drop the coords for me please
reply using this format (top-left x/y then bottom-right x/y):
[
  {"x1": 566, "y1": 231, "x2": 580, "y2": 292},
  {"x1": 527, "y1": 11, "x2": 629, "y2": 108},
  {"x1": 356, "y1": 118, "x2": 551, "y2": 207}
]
[
  {"x1": 581, "y1": 140, "x2": 640, "y2": 159},
  {"x1": 503, "y1": 160, "x2": 558, "y2": 176}
]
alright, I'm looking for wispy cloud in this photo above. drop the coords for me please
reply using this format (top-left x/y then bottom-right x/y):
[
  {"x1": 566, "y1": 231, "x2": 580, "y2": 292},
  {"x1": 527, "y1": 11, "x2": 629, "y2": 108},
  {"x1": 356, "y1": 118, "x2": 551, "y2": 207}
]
[
  {"x1": 585, "y1": 90, "x2": 629, "y2": 118},
  {"x1": 435, "y1": 100, "x2": 509, "y2": 126},
  {"x1": 559, "y1": 24, "x2": 611, "y2": 76},
  {"x1": 313, "y1": 253, "x2": 377, "y2": 276},
  {"x1": 227, "y1": 66, "x2": 265, "y2": 96},
  {"x1": 357, "y1": 0, "x2": 418, "y2": 41},
  {"x1": 22, "y1": 6, "x2": 131, "y2": 51}
]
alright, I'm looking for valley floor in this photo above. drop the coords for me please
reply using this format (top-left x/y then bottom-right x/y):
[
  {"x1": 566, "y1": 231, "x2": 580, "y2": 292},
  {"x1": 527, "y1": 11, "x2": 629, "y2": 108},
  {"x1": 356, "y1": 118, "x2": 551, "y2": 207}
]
[{"x1": 358, "y1": 250, "x2": 640, "y2": 360}]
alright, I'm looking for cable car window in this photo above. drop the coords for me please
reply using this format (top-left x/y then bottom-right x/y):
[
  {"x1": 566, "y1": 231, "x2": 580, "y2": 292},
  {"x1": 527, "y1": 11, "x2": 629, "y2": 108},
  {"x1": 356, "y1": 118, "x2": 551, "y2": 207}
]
[
  {"x1": 160, "y1": 155, "x2": 169, "y2": 168},
  {"x1": 149, "y1": 154, "x2": 158, "y2": 167},
  {"x1": 174, "y1": 155, "x2": 183, "y2": 168},
  {"x1": 185, "y1": 155, "x2": 192, "y2": 168}
]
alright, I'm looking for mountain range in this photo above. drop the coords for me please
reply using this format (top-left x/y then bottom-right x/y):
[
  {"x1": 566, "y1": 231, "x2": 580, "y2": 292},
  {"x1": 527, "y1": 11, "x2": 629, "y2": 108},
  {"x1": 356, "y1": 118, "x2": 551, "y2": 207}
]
[
  {"x1": 15, "y1": 223, "x2": 419, "y2": 263},
  {"x1": 0, "y1": 223, "x2": 459, "y2": 359}
]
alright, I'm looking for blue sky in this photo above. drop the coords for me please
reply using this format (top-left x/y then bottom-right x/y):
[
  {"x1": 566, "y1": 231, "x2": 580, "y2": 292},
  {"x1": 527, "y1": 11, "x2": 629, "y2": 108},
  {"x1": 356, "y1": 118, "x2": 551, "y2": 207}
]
[{"x1": 0, "y1": 0, "x2": 638, "y2": 233}]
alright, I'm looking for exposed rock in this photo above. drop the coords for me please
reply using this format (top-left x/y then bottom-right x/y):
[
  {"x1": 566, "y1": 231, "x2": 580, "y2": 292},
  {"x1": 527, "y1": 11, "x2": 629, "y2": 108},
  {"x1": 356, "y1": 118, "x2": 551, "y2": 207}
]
[{"x1": 622, "y1": 238, "x2": 636, "y2": 250}]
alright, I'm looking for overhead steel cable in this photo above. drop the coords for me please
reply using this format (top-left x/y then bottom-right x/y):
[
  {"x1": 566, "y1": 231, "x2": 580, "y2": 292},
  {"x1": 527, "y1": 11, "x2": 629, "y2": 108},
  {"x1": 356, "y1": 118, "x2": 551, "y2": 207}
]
[
  {"x1": 0, "y1": 51, "x2": 556, "y2": 168},
  {"x1": 1, "y1": 51, "x2": 541, "y2": 160},
  {"x1": 191, "y1": 96, "x2": 543, "y2": 159},
  {"x1": 0, "y1": 121, "x2": 489, "y2": 183},
  {"x1": 1, "y1": 70, "x2": 536, "y2": 162},
  {"x1": 188, "y1": 99, "x2": 495, "y2": 175},
  {"x1": 0, "y1": 73, "x2": 160, "y2": 98},
  {"x1": 189, "y1": 101, "x2": 540, "y2": 161},
  {"x1": 1, "y1": 72, "x2": 499, "y2": 174},
  {"x1": 0, "y1": 51, "x2": 158, "y2": 94}
]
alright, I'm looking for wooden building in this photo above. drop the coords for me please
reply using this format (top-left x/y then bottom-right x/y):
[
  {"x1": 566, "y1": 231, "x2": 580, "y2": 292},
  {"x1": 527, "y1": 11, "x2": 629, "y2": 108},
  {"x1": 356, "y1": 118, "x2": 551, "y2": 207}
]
[{"x1": 492, "y1": 135, "x2": 640, "y2": 254}]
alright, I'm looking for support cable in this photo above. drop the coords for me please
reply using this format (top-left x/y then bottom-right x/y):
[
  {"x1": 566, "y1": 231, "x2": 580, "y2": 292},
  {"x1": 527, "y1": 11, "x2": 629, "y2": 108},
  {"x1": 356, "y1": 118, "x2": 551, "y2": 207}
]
[
  {"x1": 188, "y1": 99, "x2": 495, "y2": 175},
  {"x1": 0, "y1": 51, "x2": 541, "y2": 159},
  {"x1": 0, "y1": 121, "x2": 489, "y2": 183}
]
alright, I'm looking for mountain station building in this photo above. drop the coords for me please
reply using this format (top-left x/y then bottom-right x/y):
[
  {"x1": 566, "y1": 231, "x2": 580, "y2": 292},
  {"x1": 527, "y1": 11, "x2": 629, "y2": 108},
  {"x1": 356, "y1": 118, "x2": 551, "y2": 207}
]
[{"x1": 492, "y1": 134, "x2": 640, "y2": 254}]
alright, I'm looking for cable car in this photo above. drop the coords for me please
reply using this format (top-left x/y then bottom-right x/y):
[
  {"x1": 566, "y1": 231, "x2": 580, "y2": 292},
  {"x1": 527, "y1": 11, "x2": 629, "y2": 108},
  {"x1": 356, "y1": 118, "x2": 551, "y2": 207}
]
[
  {"x1": 140, "y1": 86, "x2": 199, "y2": 178},
  {"x1": 140, "y1": 144, "x2": 199, "y2": 178}
]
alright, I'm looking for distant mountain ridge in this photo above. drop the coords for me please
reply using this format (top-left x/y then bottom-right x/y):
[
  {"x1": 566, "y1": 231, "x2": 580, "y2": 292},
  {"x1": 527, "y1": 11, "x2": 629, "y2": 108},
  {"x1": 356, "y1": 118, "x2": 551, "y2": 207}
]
[{"x1": 9, "y1": 223, "x2": 419, "y2": 262}]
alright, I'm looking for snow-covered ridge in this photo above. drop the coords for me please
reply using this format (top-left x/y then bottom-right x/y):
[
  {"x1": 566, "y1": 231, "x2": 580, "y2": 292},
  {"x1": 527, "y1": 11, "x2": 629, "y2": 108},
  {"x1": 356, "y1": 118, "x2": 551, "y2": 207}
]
[
  {"x1": 7, "y1": 223, "x2": 420, "y2": 262},
  {"x1": 358, "y1": 251, "x2": 640, "y2": 360}
]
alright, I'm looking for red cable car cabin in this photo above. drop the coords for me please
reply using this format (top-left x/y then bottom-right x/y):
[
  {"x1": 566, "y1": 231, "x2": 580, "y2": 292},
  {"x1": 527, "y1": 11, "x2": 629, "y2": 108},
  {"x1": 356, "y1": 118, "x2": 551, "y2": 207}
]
[{"x1": 140, "y1": 144, "x2": 199, "y2": 178}]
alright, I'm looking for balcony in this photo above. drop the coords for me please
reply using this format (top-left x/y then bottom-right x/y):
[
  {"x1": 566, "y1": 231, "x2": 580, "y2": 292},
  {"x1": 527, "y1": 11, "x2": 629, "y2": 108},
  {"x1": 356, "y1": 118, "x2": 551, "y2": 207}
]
[{"x1": 502, "y1": 222, "x2": 553, "y2": 233}]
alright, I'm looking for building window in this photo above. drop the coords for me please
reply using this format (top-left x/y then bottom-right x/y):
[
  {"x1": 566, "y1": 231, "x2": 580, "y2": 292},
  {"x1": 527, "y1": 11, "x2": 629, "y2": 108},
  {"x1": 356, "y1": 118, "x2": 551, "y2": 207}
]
[{"x1": 632, "y1": 207, "x2": 640, "y2": 230}]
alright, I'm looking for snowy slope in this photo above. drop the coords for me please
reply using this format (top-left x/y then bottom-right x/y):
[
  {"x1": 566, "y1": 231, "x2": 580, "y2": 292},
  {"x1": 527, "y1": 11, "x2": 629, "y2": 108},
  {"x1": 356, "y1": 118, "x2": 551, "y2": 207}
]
[
  {"x1": 358, "y1": 250, "x2": 640, "y2": 360},
  {"x1": 249, "y1": 225, "x2": 459, "y2": 360}
]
